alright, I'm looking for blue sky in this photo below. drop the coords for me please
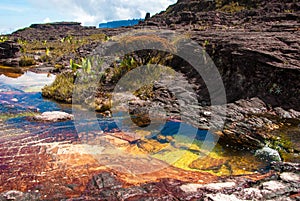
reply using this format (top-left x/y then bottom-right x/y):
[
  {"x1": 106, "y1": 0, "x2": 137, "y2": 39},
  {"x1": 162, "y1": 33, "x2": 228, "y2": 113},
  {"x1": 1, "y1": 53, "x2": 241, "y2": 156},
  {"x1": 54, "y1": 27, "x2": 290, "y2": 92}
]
[{"x1": 0, "y1": 0, "x2": 176, "y2": 34}]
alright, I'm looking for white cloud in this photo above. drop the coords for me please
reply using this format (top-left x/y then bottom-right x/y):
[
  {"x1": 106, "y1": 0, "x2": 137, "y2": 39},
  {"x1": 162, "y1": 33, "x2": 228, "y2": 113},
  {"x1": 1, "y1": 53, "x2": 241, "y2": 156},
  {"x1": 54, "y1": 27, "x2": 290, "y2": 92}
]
[
  {"x1": 43, "y1": 17, "x2": 51, "y2": 23},
  {"x1": 28, "y1": 0, "x2": 177, "y2": 26}
]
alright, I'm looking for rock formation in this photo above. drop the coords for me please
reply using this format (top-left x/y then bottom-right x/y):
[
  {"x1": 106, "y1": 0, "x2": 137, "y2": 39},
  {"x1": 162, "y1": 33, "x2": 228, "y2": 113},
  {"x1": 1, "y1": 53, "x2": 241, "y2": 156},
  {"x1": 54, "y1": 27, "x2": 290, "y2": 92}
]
[
  {"x1": 0, "y1": 41, "x2": 20, "y2": 67},
  {"x1": 0, "y1": 0, "x2": 299, "y2": 200}
]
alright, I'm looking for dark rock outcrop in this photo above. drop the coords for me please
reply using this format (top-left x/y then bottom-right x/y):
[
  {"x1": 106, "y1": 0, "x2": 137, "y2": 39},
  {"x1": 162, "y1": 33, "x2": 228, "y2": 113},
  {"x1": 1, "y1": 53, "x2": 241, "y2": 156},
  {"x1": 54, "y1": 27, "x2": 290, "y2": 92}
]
[
  {"x1": 11, "y1": 22, "x2": 98, "y2": 41},
  {"x1": 139, "y1": 0, "x2": 300, "y2": 110},
  {"x1": 0, "y1": 41, "x2": 20, "y2": 67}
]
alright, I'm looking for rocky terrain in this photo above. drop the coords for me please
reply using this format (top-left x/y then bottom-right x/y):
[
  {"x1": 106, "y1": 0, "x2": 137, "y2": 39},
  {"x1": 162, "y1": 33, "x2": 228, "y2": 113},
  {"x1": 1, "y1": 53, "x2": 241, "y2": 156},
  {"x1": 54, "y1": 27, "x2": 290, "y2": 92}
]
[
  {"x1": 0, "y1": 0, "x2": 299, "y2": 200},
  {"x1": 143, "y1": 0, "x2": 300, "y2": 109}
]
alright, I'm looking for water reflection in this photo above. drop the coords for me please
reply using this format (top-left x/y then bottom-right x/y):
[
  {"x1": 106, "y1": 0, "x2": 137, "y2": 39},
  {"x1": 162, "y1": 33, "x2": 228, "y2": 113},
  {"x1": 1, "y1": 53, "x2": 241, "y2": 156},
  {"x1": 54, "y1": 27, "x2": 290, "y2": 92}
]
[
  {"x1": 0, "y1": 65, "x2": 23, "y2": 78},
  {"x1": 0, "y1": 70, "x2": 55, "y2": 92}
]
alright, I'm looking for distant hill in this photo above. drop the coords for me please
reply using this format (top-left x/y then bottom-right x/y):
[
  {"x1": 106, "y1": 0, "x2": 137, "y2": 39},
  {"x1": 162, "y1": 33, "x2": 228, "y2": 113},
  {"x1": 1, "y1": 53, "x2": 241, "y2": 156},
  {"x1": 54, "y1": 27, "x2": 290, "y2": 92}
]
[{"x1": 99, "y1": 19, "x2": 144, "y2": 28}]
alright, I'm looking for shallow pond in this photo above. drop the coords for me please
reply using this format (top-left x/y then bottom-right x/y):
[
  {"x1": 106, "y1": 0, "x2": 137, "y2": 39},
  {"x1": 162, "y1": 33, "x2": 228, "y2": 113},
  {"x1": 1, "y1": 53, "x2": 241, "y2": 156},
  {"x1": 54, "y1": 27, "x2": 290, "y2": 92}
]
[{"x1": 0, "y1": 67, "x2": 268, "y2": 181}]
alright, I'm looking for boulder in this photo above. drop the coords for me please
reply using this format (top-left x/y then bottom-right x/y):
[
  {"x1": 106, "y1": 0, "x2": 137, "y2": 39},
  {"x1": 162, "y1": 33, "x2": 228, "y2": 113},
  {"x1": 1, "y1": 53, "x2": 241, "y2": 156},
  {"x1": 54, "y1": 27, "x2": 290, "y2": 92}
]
[
  {"x1": 255, "y1": 146, "x2": 282, "y2": 162},
  {"x1": 33, "y1": 111, "x2": 73, "y2": 122}
]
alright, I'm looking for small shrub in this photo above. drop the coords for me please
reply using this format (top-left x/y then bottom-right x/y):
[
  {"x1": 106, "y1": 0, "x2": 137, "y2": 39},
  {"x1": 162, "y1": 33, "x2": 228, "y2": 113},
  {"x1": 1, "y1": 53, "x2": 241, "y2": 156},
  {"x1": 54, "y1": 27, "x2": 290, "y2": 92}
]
[{"x1": 19, "y1": 56, "x2": 36, "y2": 66}]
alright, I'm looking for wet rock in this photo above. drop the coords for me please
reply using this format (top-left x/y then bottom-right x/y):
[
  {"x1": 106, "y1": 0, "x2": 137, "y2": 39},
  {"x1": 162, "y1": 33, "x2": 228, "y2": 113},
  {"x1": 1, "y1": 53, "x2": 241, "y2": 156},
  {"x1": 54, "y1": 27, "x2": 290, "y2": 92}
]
[
  {"x1": 101, "y1": 135, "x2": 129, "y2": 147},
  {"x1": 0, "y1": 190, "x2": 40, "y2": 201},
  {"x1": 204, "y1": 193, "x2": 242, "y2": 201},
  {"x1": 261, "y1": 180, "x2": 292, "y2": 198},
  {"x1": 128, "y1": 101, "x2": 152, "y2": 127},
  {"x1": 180, "y1": 183, "x2": 203, "y2": 193},
  {"x1": 181, "y1": 162, "x2": 300, "y2": 200},
  {"x1": 255, "y1": 146, "x2": 282, "y2": 162},
  {"x1": 180, "y1": 182, "x2": 236, "y2": 194},
  {"x1": 86, "y1": 172, "x2": 122, "y2": 192},
  {"x1": 33, "y1": 111, "x2": 73, "y2": 122},
  {"x1": 189, "y1": 156, "x2": 228, "y2": 171},
  {"x1": 113, "y1": 132, "x2": 141, "y2": 143},
  {"x1": 113, "y1": 186, "x2": 147, "y2": 200},
  {"x1": 155, "y1": 134, "x2": 173, "y2": 143},
  {"x1": 201, "y1": 182, "x2": 236, "y2": 192},
  {"x1": 146, "y1": 83, "x2": 298, "y2": 151},
  {"x1": 280, "y1": 172, "x2": 300, "y2": 183},
  {"x1": 137, "y1": 139, "x2": 168, "y2": 153}
]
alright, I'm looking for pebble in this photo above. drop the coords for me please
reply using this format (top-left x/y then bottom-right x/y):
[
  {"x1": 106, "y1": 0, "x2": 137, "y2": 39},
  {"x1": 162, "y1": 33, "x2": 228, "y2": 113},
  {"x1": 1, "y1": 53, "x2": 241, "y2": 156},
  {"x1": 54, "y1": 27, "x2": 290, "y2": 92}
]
[{"x1": 11, "y1": 98, "x2": 18, "y2": 102}]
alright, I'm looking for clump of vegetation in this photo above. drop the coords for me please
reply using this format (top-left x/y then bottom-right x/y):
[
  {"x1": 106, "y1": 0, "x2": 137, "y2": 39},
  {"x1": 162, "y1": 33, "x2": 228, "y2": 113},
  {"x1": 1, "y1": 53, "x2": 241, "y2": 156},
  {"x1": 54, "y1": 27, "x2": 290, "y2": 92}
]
[
  {"x1": 284, "y1": 9, "x2": 294, "y2": 13},
  {"x1": 42, "y1": 72, "x2": 75, "y2": 103},
  {"x1": 70, "y1": 57, "x2": 92, "y2": 74},
  {"x1": 116, "y1": 34, "x2": 176, "y2": 52},
  {"x1": 218, "y1": 1, "x2": 245, "y2": 13},
  {"x1": 93, "y1": 97, "x2": 112, "y2": 112},
  {"x1": 42, "y1": 34, "x2": 178, "y2": 108},
  {"x1": 0, "y1": 36, "x2": 8, "y2": 43},
  {"x1": 109, "y1": 55, "x2": 138, "y2": 83},
  {"x1": 16, "y1": 33, "x2": 106, "y2": 68},
  {"x1": 134, "y1": 84, "x2": 155, "y2": 100},
  {"x1": 19, "y1": 55, "x2": 36, "y2": 67},
  {"x1": 215, "y1": 0, "x2": 259, "y2": 11},
  {"x1": 42, "y1": 55, "x2": 104, "y2": 104},
  {"x1": 269, "y1": 83, "x2": 282, "y2": 95}
]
